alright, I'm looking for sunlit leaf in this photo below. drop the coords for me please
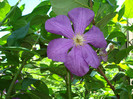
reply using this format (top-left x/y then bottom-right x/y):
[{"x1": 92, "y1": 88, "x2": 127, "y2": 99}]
[
  {"x1": 50, "y1": 0, "x2": 89, "y2": 15},
  {"x1": 123, "y1": 0, "x2": 133, "y2": 18},
  {"x1": 0, "y1": 0, "x2": 10, "y2": 21}
]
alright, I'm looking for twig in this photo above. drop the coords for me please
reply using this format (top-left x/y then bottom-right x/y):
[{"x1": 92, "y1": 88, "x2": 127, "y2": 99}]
[
  {"x1": 6, "y1": 60, "x2": 26, "y2": 99},
  {"x1": 97, "y1": 67, "x2": 120, "y2": 99}
]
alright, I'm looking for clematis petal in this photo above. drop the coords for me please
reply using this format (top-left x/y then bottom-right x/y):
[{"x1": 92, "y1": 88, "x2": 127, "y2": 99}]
[
  {"x1": 81, "y1": 44, "x2": 100, "y2": 68},
  {"x1": 65, "y1": 46, "x2": 89, "y2": 76},
  {"x1": 45, "y1": 15, "x2": 75, "y2": 38},
  {"x1": 84, "y1": 26, "x2": 107, "y2": 48},
  {"x1": 68, "y1": 7, "x2": 94, "y2": 34},
  {"x1": 47, "y1": 38, "x2": 73, "y2": 62}
]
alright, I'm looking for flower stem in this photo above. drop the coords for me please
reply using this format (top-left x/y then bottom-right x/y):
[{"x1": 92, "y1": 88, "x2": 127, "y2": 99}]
[
  {"x1": 66, "y1": 69, "x2": 72, "y2": 99},
  {"x1": 6, "y1": 60, "x2": 26, "y2": 99},
  {"x1": 97, "y1": 67, "x2": 120, "y2": 99}
]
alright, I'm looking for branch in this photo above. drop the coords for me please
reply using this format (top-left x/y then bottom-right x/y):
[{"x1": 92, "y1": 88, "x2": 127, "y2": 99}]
[
  {"x1": 97, "y1": 67, "x2": 120, "y2": 99},
  {"x1": 6, "y1": 60, "x2": 26, "y2": 99}
]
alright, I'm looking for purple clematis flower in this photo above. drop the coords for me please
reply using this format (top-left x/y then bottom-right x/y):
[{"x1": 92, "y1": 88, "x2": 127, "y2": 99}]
[{"x1": 45, "y1": 8, "x2": 107, "y2": 76}]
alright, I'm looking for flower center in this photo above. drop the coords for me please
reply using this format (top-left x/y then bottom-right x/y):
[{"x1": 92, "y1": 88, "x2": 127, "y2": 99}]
[{"x1": 73, "y1": 34, "x2": 85, "y2": 46}]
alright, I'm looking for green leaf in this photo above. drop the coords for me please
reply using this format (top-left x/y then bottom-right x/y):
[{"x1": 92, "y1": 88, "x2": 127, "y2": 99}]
[
  {"x1": 23, "y1": 1, "x2": 51, "y2": 21},
  {"x1": 12, "y1": 19, "x2": 27, "y2": 30},
  {"x1": 20, "y1": 4, "x2": 25, "y2": 11},
  {"x1": 5, "y1": 51, "x2": 19, "y2": 66},
  {"x1": 93, "y1": 1, "x2": 100, "y2": 14},
  {"x1": 123, "y1": 0, "x2": 133, "y2": 18},
  {"x1": 0, "y1": 0, "x2": 10, "y2": 21},
  {"x1": 105, "y1": 64, "x2": 118, "y2": 69},
  {"x1": 0, "y1": 33, "x2": 10, "y2": 45},
  {"x1": 108, "y1": 49, "x2": 119, "y2": 63},
  {"x1": 0, "y1": 76, "x2": 12, "y2": 91},
  {"x1": 8, "y1": 6, "x2": 22, "y2": 24},
  {"x1": 118, "y1": 5, "x2": 125, "y2": 21},
  {"x1": 50, "y1": 0, "x2": 89, "y2": 15},
  {"x1": 0, "y1": 46, "x2": 40, "y2": 57},
  {"x1": 22, "y1": 78, "x2": 38, "y2": 90},
  {"x1": 112, "y1": 72, "x2": 125, "y2": 82},
  {"x1": 96, "y1": 12, "x2": 116, "y2": 29},
  {"x1": 120, "y1": 91, "x2": 129, "y2": 99},
  {"x1": 7, "y1": 22, "x2": 30, "y2": 46},
  {"x1": 126, "y1": 68, "x2": 133, "y2": 78},
  {"x1": 115, "y1": 46, "x2": 133, "y2": 64},
  {"x1": 85, "y1": 76, "x2": 105, "y2": 91},
  {"x1": 107, "y1": 31, "x2": 126, "y2": 46},
  {"x1": 40, "y1": 65, "x2": 67, "y2": 77},
  {"x1": 12, "y1": 92, "x2": 40, "y2": 99},
  {"x1": 41, "y1": 24, "x2": 61, "y2": 41},
  {"x1": 108, "y1": 31, "x2": 126, "y2": 39},
  {"x1": 31, "y1": 80, "x2": 51, "y2": 99}
]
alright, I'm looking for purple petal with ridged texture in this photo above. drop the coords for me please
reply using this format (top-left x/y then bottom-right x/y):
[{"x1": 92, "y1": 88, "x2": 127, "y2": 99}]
[
  {"x1": 45, "y1": 15, "x2": 75, "y2": 38},
  {"x1": 81, "y1": 44, "x2": 100, "y2": 68},
  {"x1": 84, "y1": 26, "x2": 107, "y2": 48},
  {"x1": 68, "y1": 7, "x2": 94, "y2": 34},
  {"x1": 65, "y1": 46, "x2": 89, "y2": 76},
  {"x1": 47, "y1": 38, "x2": 73, "y2": 62}
]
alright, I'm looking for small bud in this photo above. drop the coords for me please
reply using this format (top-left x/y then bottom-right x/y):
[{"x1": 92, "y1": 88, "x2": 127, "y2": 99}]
[{"x1": 109, "y1": 44, "x2": 114, "y2": 51}]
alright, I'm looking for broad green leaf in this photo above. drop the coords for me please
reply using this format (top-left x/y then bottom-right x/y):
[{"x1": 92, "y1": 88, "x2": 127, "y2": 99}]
[
  {"x1": 105, "y1": 64, "x2": 118, "y2": 69},
  {"x1": 23, "y1": 1, "x2": 51, "y2": 21},
  {"x1": 41, "y1": 24, "x2": 61, "y2": 41},
  {"x1": 12, "y1": 19, "x2": 27, "y2": 30},
  {"x1": 40, "y1": 65, "x2": 67, "y2": 77},
  {"x1": 0, "y1": 46, "x2": 40, "y2": 56},
  {"x1": 120, "y1": 91, "x2": 129, "y2": 99},
  {"x1": 126, "y1": 25, "x2": 133, "y2": 32},
  {"x1": 0, "y1": 76, "x2": 12, "y2": 91},
  {"x1": 96, "y1": 12, "x2": 116, "y2": 29},
  {"x1": 34, "y1": 80, "x2": 49, "y2": 95},
  {"x1": 125, "y1": 60, "x2": 133, "y2": 65},
  {"x1": 108, "y1": 49, "x2": 119, "y2": 63},
  {"x1": 118, "y1": 6, "x2": 125, "y2": 21},
  {"x1": 85, "y1": 76, "x2": 105, "y2": 91},
  {"x1": 96, "y1": 2, "x2": 117, "y2": 22},
  {"x1": 107, "y1": 31, "x2": 126, "y2": 46},
  {"x1": 31, "y1": 80, "x2": 51, "y2": 99},
  {"x1": 0, "y1": 0, "x2": 10, "y2": 21},
  {"x1": 115, "y1": 46, "x2": 133, "y2": 64},
  {"x1": 126, "y1": 68, "x2": 133, "y2": 78},
  {"x1": 7, "y1": 6, "x2": 22, "y2": 24},
  {"x1": 31, "y1": 90, "x2": 51, "y2": 99},
  {"x1": 22, "y1": 78, "x2": 38, "y2": 90},
  {"x1": 50, "y1": 0, "x2": 89, "y2": 15},
  {"x1": 123, "y1": 0, "x2": 133, "y2": 18},
  {"x1": 5, "y1": 51, "x2": 19, "y2": 66},
  {"x1": 93, "y1": 1, "x2": 100, "y2": 14},
  {"x1": 12, "y1": 92, "x2": 40, "y2": 99},
  {"x1": 0, "y1": 33, "x2": 10, "y2": 45},
  {"x1": 112, "y1": 72, "x2": 125, "y2": 82},
  {"x1": 7, "y1": 22, "x2": 30, "y2": 46}
]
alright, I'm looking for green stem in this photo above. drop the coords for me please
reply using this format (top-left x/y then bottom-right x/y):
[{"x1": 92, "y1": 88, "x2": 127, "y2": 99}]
[
  {"x1": 0, "y1": 0, "x2": 22, "y2": 26},
  {"x1": 66, "y1": 69, "x2": 72, "y2": 99},
  {"x1": 6, "y1": 60, "x2": 26, "y2": 99}
]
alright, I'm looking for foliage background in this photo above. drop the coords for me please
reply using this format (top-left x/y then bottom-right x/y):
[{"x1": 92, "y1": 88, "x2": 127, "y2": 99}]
[{"x1": 0, "y1": 0, "x2": 133, "y2": 99}]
